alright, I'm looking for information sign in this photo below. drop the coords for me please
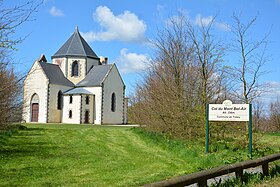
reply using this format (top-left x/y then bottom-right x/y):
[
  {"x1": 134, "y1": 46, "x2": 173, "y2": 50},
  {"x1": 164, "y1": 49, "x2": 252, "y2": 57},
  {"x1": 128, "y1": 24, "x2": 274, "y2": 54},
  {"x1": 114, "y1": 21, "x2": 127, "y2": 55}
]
[
  {"x1": 205, "y1": 100, "x2": 253, "y2": 158},
  {"x1": 209, "y1": 100, "x2": 249, "y2": 121}
]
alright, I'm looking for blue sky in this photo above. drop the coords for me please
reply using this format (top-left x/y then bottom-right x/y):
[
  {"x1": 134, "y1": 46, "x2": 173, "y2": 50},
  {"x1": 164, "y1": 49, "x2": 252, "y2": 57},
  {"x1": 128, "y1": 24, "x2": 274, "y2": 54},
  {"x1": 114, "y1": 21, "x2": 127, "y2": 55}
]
[{"x1": 6, "y1": 0, "x2": 280, "y2": 100}]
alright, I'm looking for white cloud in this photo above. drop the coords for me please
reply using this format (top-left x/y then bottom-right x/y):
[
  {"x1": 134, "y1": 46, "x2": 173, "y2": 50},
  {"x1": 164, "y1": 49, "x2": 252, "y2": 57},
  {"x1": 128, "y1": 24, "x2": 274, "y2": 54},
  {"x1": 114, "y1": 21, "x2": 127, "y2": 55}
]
[
  {"x1": 262, "y1": 81, "x2": 280, "y2": 101},
  {"x1": 194, "y1": 14, "x2": 214, "y2": 27},
  {"x1": 156, "y1": 4, "x2": 166, "y2": 14},
  {"x1": 81, "y1": 6, "x2": 147, "y2": 43},
  {"x1": 115, "y1": 48, "x2": 150, "y2": 74},
  {"x1": 215, "y1": 22, "x2": 231, "y2": 32},
  {"x1": 164, "y1": 9, "x2": 189, "y2": 27},
  {"x1": 193, "y1": 14, "x2": 231, "y2": 32},
  {"x1": 49, "y1": 6, "x2": 64, "y2": 17},
  {"x1": 165, "y1": 12, "x2": 230, "y2": 32}
]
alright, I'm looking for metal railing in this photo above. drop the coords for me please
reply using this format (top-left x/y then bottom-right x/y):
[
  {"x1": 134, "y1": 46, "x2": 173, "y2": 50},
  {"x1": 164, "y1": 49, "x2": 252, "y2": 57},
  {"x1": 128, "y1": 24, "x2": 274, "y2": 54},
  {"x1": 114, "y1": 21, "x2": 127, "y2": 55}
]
[{"x1": 142, "y1": 153, "x2": 280, "y2": 187}]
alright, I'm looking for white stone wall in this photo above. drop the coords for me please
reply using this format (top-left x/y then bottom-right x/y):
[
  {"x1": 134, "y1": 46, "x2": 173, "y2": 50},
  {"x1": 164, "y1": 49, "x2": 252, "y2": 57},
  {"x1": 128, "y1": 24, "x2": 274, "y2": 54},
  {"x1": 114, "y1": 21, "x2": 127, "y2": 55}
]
[
  {"x1": 102, "y1": 65, "x2": 125, "y2": 124},
  {"x1": 23, "y1": 60, "x2": 126, "y2": 125},
  {"x1": 23, "y1": 61, "x2": 49, "y2": 123},
  {"x1": 48, "y1": 84, "x2": 73, "y2": 123},
  {"x1": 83, "y1": 87, "x2": 102, "y2": 124},
  {"x1": 62, "y1": 95, "x2": 81, "y2": 124},
  {"x1": 124, "y1": 98, "x2": 128, "y2": 124}
]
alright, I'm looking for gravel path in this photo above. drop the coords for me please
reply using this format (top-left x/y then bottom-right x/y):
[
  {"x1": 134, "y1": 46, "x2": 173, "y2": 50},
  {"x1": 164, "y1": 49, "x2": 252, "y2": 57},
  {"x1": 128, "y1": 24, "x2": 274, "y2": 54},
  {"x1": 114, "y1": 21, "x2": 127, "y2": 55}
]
[{"x1": 187, "y1": 166, "x2": 263, "y2": 186}]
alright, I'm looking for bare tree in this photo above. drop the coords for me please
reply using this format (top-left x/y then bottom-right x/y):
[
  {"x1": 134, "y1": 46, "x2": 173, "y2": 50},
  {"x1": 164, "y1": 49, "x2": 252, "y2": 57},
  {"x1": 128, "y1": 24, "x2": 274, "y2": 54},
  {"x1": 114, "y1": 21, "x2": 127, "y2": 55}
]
[
  {"x1": 252, "y1": 99, "x2": 265, "y2": 130},
  {"x1": 185, "y1": 15, "x2": 226, "y2": 109},
  {"x1": 130, "y1": 14, "x2": 226, "y2": 139},
  {"x1": 0, "y1": 63, "x2": 21, "y2": 128},
  {"x1": 269, "y1": 97, "x2": 280, "y2": 131},
  {"x1": 0, "y1": 0, "x2": 39, "y2": 50},
  {"x1": 0, "y1": 0, "x2": 40, "y2": 128},
  {"x1": 230, "y1": 13, "x2": 270, "y2": 104}
]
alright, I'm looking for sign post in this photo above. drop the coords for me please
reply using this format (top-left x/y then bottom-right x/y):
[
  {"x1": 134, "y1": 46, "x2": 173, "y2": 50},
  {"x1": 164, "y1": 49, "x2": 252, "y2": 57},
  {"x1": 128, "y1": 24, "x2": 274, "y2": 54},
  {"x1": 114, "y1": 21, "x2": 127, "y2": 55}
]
[
  {"x1": 206, "y1": 104, "x2": 209, "y2": 154},
  {"x1": 249, "y1": 104, "x2": 252, "y2": 158},
  {"x1": 206, "y1": 100, "x2": 252, "y2": 158}
]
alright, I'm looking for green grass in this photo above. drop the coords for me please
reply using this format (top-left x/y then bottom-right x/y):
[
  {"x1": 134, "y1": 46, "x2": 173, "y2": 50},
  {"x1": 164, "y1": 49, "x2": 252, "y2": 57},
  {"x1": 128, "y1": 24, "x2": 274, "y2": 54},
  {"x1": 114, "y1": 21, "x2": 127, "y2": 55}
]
[
  {"x1": 0, "y1": 124, "x2": 279, "y2": 186},
  {"x1": 255, "y1": 175, "x2": 280, "y2": 187}
]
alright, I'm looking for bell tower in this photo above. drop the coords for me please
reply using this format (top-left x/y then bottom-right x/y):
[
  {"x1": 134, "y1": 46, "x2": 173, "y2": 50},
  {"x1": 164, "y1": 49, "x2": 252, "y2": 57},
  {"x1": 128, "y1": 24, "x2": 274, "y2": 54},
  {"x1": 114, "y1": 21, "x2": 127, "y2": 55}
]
[{"x1": 51, "y1": 27, "x2": 100, "y2": 84}]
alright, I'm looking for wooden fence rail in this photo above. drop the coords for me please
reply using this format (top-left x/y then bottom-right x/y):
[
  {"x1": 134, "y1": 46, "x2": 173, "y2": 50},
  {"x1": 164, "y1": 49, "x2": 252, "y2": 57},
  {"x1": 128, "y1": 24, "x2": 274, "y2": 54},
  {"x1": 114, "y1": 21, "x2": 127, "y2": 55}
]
[{"x1": 142, "y1": 153, "x2": 280, "y2": 187}]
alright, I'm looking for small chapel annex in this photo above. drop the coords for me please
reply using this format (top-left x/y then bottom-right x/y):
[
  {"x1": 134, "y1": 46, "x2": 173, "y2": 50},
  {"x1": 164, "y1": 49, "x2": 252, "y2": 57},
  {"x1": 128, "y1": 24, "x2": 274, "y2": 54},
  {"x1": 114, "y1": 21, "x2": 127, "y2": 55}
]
[{"x1": 22, "y1": 27, "x2": 128, "y2": 124}]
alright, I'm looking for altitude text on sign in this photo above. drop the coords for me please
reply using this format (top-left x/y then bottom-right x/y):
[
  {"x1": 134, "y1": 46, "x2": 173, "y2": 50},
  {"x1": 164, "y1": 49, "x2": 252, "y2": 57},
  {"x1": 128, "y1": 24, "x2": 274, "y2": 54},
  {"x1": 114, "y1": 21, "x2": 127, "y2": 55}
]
[{"x1": 208, "y1": 100, "x2": 249, "y2": 121}]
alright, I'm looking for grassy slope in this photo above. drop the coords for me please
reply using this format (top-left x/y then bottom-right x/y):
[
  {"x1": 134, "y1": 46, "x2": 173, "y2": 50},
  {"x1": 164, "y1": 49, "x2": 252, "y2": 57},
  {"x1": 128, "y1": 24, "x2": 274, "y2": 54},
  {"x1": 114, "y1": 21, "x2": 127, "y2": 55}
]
[
  {"x1": 255, "y1": 176, "x2": 280, "y2": 187},
  {"x1": 0, "y1": 124, "x2": 279, "y2": 186}
]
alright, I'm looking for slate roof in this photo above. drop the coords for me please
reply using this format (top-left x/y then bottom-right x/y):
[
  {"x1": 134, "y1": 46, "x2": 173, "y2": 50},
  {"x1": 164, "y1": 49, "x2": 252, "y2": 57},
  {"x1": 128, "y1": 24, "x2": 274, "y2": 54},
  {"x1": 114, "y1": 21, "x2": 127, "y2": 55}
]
[
  {"x1": 64, "y1": 88, "x2": 92, "y2": 95},
  {"x1": 39, "y1": 61, "x2": 74, "y2": 87},
  {"x1": 76, "y1": 65, "x2": 113, "y2": 87},
  {"x1": 52, "y1": 27, "x2": 98, "y2": 59}
]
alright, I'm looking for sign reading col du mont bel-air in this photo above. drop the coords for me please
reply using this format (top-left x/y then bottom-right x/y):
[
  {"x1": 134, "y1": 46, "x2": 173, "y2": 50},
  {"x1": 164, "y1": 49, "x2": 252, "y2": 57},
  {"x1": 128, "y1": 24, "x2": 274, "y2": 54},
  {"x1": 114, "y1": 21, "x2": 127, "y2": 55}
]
[
  {"x1": 209, "y1": 100, "x2": 249, "y2": 121},
  {"x1": 206, "y1": 100, "x2": 253, "y2": 158}
]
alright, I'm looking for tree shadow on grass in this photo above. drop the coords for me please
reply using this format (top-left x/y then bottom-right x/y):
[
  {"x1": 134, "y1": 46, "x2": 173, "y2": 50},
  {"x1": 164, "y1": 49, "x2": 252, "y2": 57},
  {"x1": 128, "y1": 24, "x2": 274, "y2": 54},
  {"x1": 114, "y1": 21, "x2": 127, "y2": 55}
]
[
  {"x1": 0, "y1": 127, "x2": 59, "y2": 159},
  {"x1": 13, "y1": 128, "x2": 46, "y2": 137}
]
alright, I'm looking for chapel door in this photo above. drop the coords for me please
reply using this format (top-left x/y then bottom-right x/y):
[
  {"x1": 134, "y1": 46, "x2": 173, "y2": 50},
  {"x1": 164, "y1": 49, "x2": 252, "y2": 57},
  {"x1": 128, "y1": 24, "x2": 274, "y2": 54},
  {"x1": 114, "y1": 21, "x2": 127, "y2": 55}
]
[
  {"x1": 31, "y1": 103, "x2": 39, "y2": 122},
  {"x1": 84, "y1": 110, "x2": 89, "y2": 124}
]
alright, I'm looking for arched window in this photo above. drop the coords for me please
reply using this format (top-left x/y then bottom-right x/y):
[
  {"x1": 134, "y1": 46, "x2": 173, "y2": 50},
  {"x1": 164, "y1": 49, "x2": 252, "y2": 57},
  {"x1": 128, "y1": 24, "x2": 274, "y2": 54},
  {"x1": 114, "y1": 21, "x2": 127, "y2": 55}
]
[
  {"x1": 57, "y1": 91, "x2": 63, "y2": 110},
  {"x1": 111, "y1": 92, "x2": 116, "y2": 112},
  {"x1": 69, "y1": 110, "x2": 72, "y2": 118},
  {"x1": 86, "y1": 96, "x2": 89, "y2": 105},
  {"x1": 69, "y1": 95, "x2": 73, "y2": 104},
  {"x1": 84, "y1": 110, "x2": 89, "y2": 124},
  {"x1": 71, "y1": 61, "x2": 79, "y2": 77}
]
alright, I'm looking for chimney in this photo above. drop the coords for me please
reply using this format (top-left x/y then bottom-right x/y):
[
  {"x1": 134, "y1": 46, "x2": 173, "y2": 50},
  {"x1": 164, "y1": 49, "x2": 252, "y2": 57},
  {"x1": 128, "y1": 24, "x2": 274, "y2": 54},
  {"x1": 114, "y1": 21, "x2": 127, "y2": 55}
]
[{"x1": 100, "y1": 56, "x2": 108, "y2": 65}]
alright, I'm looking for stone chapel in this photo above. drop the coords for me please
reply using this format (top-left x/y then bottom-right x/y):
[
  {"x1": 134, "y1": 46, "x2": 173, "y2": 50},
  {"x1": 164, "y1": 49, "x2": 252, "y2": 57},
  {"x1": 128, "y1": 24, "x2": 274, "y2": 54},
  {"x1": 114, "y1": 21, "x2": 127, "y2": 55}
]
[{"x1": 22, "y1": 27, "x2": 128, "y2": 124}]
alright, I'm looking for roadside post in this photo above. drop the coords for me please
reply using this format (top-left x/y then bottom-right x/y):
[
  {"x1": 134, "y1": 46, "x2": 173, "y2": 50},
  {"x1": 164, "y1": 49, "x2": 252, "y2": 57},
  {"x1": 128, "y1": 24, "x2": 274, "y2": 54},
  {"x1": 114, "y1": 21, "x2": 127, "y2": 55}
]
[
  {"x1": 206, "y1": 104, "x2": 209, "y2": 154},
  {"x1": 206, "y1": 100, "x2": 252, "y2": 159},
  {"x1": 249, "y1": 104, "x2": 252, "y2": 158}
]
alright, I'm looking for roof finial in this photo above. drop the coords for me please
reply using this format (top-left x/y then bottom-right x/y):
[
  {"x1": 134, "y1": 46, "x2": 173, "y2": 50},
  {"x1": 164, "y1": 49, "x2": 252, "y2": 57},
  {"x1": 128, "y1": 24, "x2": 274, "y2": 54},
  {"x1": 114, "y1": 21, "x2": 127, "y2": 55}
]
[
  {"x1": 38, "y1": 54, "x2": 47, "y2": 63},
  {"x1": 75, "y1": 26, "x2": 79, "y2": 32}
]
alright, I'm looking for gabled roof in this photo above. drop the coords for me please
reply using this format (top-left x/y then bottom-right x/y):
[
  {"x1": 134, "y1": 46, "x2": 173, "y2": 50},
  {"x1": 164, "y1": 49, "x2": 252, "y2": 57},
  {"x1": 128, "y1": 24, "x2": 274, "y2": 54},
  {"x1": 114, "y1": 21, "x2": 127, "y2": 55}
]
[
  {"x1": 64, "y1": 88, "x2": 92, "y2": 95},
  {"x1": 76, "y1": 65, "x2": 113, "y2": 87},
  {"x1": 52, "y1": 27, "x2": 98, "y2": 59},
  {"x1": 39, "y1": 61, "x2": 74, "y2": 87}
]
